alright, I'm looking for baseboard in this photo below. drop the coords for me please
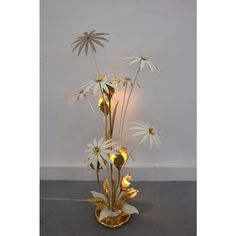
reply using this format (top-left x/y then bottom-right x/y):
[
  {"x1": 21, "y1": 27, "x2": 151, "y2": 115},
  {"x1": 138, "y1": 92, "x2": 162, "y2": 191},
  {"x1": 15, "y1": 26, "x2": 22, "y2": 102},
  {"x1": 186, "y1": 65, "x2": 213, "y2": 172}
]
[{"x1": 40, "y1": 163, "x2": 196, "y2": 181}]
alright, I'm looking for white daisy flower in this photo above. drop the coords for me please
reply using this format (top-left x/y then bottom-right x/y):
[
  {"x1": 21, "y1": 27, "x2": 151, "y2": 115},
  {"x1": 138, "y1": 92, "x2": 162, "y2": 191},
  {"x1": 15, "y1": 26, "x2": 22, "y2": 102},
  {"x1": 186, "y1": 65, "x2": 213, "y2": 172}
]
[
  {"x1": 118, "y1": 77, "x2": 142, "y2": 88},
  {"x1": 85, "y1": 138, "x2": 117, "y2": 169},
  {"x1": 123, "y1": 56, "x2": 159, "y2": 72},
  {"x1": 81, "y1": 75, "x2": 115, "y2": 95},
  {"x1": 130, "y1": 120, "x2": 161, "y2": 149},
  {"x1": 71, "y1": 89, "x2": 93, "y2": 103}
]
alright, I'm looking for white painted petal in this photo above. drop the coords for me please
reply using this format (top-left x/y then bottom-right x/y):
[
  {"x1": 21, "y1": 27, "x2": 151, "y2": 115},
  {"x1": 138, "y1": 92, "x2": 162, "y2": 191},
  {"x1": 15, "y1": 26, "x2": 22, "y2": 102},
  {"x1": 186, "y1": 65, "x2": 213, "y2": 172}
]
[
  {"x1": 91, "y1": 191, "x2": 107, "y2": 202},
  {"x1": 140, "y1": 60, "x2": 146, "y2": 70},
  {"x1": 100, "y1": 152, "x2": 112, "y2": 163},
  {"x1": 147, "y1": 62, "x2": 154, "y2": 72},
  {"x1": 101, "y1": 139, "x2": 112, "y2": 145},
  {"x1": 122, "y1": 203, "x2": 139, "y2": 214},
  {"x1": 99, "y1": 206, "x2": 112, "y2": 220},
  {"x1": 136, "y1": 120, "x2": 149, "y2": 126},
  {"x1": 102, "y1": 83, "x2": 109, "y2": 93},
  {"x1": 150, "y1": 136, "x2": 153, "y2": 149},
  {"x1": 129, "y1": 58, "x2": 140, "y2": 65},
  {"x1": 102, "y1": 142, "x2": 117, "y2": 149},
  {"x1": 102, "y1": 150, "x2": 118, "y2": 156},
  {"x1": 139, "y1": 134, "x2": 149, "y2": 144},
  {"x1": 132, "y1": 130, "x2": 148, "y2": 137},
  {"x1": 123, "y1": 56, "x2": 138, "y2": 61},
  {"x1": 102, "y1": 149, "x2": 114, "y2": 154},
  {"x1": 93, "y1": 138, "x2": 97, "y2": 146},
  {"x1": 153, "y1": 136, "x2": 160, "y2": 149},
  {"x1": 83, "y1": 82, "x2": 95, "y2": 93},
  {"x1": 98, "y1": 137, "x2": 105, "y2": 147},
  {"x1": 130, "y1": 126, "x2": 146, "y2": 131},
  {"x1": 93, "y1": 83, "x2": 99, "y2": 94},
  {"x1": 107, "y1": 81, "x2": 115, "y2": 88},
  {"x1": 98, "y1": 156, "x2": 105, "y2": 168},
  {"x1": 87, "y1": 143, "x2": 94, "y2": 149}
]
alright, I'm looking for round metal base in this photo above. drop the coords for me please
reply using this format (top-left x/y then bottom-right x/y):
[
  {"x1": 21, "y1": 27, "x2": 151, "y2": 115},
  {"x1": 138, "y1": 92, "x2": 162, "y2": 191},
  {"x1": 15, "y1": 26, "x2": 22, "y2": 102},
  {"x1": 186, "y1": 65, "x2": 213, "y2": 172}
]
[{"x1": 95, "y1": 207, "x2": 131, "y2": 228}]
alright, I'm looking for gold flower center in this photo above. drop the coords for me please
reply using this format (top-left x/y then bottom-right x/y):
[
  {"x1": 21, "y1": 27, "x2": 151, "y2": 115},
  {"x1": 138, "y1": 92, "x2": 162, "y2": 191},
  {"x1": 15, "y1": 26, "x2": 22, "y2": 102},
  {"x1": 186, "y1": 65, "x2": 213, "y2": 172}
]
[
  {"x1": 95, "y1": 75, "x2": 106, "y2": 82},
  {"x1": 93, "y1": 146, "x2": 100, "y2": 155},
  {"x1": 149, "y1": 127, "x2": 155, "y2": 135},
  {"x1": 141, "y1": 56, "x2": 147, "y2": 61}
]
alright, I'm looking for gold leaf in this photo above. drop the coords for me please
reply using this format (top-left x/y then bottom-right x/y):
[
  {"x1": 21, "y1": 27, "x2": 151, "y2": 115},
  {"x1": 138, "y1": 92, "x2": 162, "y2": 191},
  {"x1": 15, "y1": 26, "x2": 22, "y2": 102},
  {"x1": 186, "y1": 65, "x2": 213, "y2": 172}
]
[
  {"x1": 121, "y1": 174, "x2": 132, "y2": 190},
  {"x1": 86, "y1": 197, "x2": 106, "y2": 208},
  {"x1": 103, "y1": 178, "x2": 109, "y2": 194},
  {"x1": 98, "y1": 96, "x2": 110, "y2": 116},
  {"x1": 114, "y1": 154, "x2": 125, "y2": 169},
  {"x1": 120, "y1": 188, "x2": 139, "y2": 201}
]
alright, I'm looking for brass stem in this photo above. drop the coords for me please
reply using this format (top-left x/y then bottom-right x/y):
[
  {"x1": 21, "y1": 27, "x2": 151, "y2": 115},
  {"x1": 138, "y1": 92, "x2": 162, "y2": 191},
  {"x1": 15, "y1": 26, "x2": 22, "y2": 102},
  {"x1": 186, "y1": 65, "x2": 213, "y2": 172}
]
[
  {"x1": 114, "y1": 168, "x2": 121, "y2": 205},
  {"x1": 99, "y1": 83, "x2": 108, "y2": 139},
  {"x1": 110, "y1": 164, "x2": 114, "y2": 209},
  {"x1": 128, "y1": 135, "x2": 145, "y2": 156},
  {"x1": 92, "y1": 50, "x2": 100, "y2": 75},
  {"x1": 85, "y1": 97, "x2": 102, "y2": 133},
  {"x1": 108, "y1": 98, "x2": 112, "y2": 137},
  {"x1": 118, "y1": 82, "x2": 127, "y2": 144},
  {"x1": 120, "y1": 64, "x2": 141, "y2": 143},
  {"x1": 96, "y1": 168, "x2": 103, "y2": 189}
]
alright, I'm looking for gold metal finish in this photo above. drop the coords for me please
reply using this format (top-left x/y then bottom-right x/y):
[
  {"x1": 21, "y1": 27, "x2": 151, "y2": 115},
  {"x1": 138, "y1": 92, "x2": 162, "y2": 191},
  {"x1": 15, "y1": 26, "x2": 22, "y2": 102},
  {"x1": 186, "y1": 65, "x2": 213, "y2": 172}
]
[{"x1": 95, "y1": 206, "x2": 131, "y2": 228}]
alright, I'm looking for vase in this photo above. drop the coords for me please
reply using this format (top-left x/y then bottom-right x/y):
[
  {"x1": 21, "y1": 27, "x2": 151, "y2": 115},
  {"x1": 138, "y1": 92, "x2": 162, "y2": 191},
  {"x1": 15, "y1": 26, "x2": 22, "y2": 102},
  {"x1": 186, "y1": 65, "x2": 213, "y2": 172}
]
[{"x1": 95, "y1": 206, "x2": 131, "y2": 228}]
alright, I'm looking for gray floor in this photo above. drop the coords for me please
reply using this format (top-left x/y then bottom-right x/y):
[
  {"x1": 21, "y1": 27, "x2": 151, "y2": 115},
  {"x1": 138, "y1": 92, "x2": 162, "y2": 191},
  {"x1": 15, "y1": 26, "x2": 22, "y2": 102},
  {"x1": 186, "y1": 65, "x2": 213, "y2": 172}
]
[{"x1": 40, "y1": 181, "x2": 196, "y2": 236}]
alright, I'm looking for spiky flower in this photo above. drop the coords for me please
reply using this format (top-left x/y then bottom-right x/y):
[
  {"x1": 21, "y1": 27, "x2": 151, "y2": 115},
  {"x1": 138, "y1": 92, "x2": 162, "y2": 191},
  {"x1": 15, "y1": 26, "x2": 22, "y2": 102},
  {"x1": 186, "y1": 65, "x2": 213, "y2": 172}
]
[
  {"x1": 80, "y1": 75, "x2": 115, "y2": 95},
  {"x1": 123, "y1": 56, "x2": 159, "y2": 72},
  {"x1": 72, "y1": 30, "x2": 109, "y2": 56},
  {"x1": 85, "y1": 138, "x2": 117, "y2": 169},
  {"x1": 130, "y1": 120, "x2": 161, "y2": 149},
  {"x1": 71, "y1": 89, "x2": 93, "y2": 103}
]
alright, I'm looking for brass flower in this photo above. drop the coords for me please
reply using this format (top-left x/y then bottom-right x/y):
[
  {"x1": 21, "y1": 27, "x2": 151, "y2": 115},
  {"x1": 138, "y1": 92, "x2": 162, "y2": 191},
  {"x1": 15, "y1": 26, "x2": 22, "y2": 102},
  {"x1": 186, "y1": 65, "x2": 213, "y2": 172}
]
[{"x1": 72, "y1": 30, "x2": 109, "y2": 56}]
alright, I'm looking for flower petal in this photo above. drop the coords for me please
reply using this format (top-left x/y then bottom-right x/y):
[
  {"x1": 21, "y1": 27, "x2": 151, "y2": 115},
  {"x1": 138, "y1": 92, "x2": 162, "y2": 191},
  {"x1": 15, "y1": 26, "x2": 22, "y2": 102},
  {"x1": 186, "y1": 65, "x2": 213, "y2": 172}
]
[
  {"x1": 98, "y1": 137, "x2": 105, "y2": 147},
  {"x1": 93, "y1": 138, "x2": 97, "y2": 146},
  {"x1": 129, "y1": 58, "x2": 140, "y2": 65},
  {"x1": 99, "y1": 206, "x2": 112, "y2": 220},
  {"x1": 139, "y1": 134, "x2": 149, "y2": 144},
  {"x1": 122, "y1": 203, "x2": 139, "y2": 214},
  {"x1": 123, "y1": 56, "x2": 138, "y2": 61},
  {"x1": 150, "y1": 136, "x2": 153, "y2": 149},
  {"x1": 140, "y1": 60, "x2": 146, "y2": 70},
  {"x1": 132, "y1": 130, "x2": 147, "y2": 137},
  {"x1": 91, "y1": 191, "x2": 107, "y2": 202},
  {"x1": 98, "y1": 156, "x2": 105, "y2": 168}
]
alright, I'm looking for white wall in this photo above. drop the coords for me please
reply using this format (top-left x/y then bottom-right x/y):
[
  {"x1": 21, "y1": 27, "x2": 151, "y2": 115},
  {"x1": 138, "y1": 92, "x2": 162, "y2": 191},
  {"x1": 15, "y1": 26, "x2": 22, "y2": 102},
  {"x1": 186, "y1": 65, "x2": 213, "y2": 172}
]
[{"x1": 40, "y1": 0, "x2": 196, "y2": 180}]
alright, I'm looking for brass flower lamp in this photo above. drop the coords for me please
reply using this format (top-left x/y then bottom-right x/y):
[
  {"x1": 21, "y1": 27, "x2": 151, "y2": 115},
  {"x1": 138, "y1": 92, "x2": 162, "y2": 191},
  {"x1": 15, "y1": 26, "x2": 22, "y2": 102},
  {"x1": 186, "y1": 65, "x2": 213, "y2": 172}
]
[{"x1": 71, "y1": 30, "x2": 161, "y2": 228}]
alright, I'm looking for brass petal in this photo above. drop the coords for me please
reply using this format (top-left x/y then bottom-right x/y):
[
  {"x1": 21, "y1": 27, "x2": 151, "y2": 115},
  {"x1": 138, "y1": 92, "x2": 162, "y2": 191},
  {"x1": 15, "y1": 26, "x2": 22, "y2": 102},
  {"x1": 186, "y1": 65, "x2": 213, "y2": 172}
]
[
  {"x1": 92, "y1": 32, "x2": 109, "y2": 36},
  {"x1": 85, "y1": 41, "x2": 89, "y2": 55},
  {"x1": 72, "y1": 41, "x2": 84, "y2": 52},
  {"x1": 92, "y1": 39, "x2": 104, "y2": 47},
  {"x1": 77, "y1": 41, "x2": 86, "y2": 56},
  {"x1": 93, "y1": 36, "x2": 109, "y2": 42},
  {"x1": 89, "y1": 40, "x2": 96, "y2": 53}
]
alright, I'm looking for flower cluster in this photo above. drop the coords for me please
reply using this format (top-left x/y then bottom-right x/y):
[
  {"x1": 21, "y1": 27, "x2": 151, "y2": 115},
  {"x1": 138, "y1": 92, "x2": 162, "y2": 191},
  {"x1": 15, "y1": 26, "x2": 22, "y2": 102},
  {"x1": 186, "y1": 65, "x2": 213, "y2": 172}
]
[{"x1": 71, "y1": 30, "x2": 161, "y2": 224}]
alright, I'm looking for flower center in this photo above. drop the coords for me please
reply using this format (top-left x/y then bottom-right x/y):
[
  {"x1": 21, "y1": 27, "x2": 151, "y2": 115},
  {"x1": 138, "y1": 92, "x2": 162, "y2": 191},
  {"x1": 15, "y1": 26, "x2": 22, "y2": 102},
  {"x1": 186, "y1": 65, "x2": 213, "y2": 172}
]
[
  {"x1": 93, "y1": 146, "x2": 100, "y2": 155},
  {"x1": 141, "y1": 56, "x2": 147, "y2": 61},
  {"x1": 95, "y1": 75, "x2": 106, "y2": 82},
  {"x1": 149, "y1": 127, "x2": 155, "y2": 135}
]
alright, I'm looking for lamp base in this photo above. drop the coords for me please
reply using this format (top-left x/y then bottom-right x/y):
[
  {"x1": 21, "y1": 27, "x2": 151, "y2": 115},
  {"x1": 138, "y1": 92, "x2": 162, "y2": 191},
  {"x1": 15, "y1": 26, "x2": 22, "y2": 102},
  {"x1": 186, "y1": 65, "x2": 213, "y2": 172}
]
[{"x1": 95, "y1": 206, "x2": 131, "y2": 228}]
